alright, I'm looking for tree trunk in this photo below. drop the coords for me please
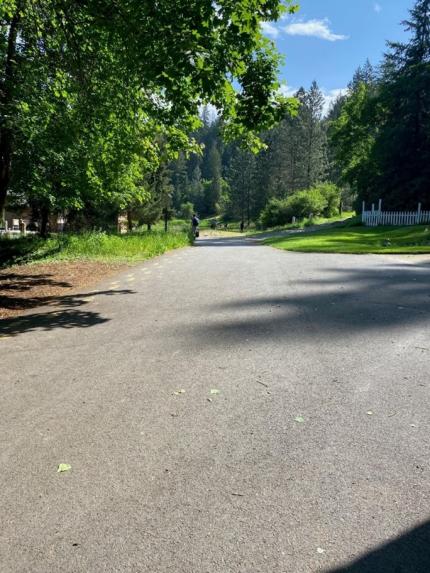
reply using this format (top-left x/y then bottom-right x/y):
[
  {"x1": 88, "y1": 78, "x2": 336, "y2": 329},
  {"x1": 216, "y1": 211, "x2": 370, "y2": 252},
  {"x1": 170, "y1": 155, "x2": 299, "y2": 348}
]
[
  {"x1": 0, "y1": 11, "x2": 20, "y2": 213},
  {"x1": 127, "y1": 209, "x2": 133, "y2": 232},
  {"x1": 147, "y1": 223, "x2": 151, "y2": 231},
  {"x1": 40, "y1": 206, "x2": 50, "y2": 238},
  {"x1": 241, "y1": 172, "x2": 245, "y2": 226},
  {"x1": 164, "y1": 210, "x2": 168, "y2": 232}
]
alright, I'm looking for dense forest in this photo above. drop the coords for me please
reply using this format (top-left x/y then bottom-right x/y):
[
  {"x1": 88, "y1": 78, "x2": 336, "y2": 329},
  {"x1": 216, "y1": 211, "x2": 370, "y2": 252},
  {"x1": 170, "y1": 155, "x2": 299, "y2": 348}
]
[
  {"x1": 168, "y1": 81, "x2": 342, "y2": 228},
  {"x1": 169, "y1": 0, "x2": 430, "y2": 228},
  {"x1": 1, "y1": 0, "x2": 429, "y2": 232}
]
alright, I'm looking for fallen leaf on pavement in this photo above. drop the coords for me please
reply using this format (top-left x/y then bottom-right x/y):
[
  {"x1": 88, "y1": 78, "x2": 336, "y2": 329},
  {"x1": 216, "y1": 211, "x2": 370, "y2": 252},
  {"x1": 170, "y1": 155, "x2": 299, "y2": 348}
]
[
  {"x1": 294, "y1": 416, "x2": 304, "y2": 423},
  {"x1": 57, "y1": 463, "x2": 72, "y2": 473},
  {"x1": 367, "y1": 411, "x2": 374, "y2": 416},
  {"x1": 317, "y1": 548, "x2": 326, "y2": 554},
  {"x1": 173, "y1": 390, "x2": 186, "y2": 395},
  {"x1": 210, "y1": 389, "x2": 220, "y2": 395}
]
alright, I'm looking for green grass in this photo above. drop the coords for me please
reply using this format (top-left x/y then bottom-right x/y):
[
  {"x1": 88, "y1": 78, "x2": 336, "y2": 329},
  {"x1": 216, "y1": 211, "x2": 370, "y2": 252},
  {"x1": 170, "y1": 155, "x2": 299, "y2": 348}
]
[
  {"x1": 301, "y1": 211, "x2": 356, "y2": 227},
  {"x1": 251, "y1": 211, "x2": 356, "y2": 235},
  {"x1": 157, "y1": 217, "x2": 256, "y2": 233},
  {"x1": 265, "y1": 225, "x2": 430, "y2": 254},
  {"x1": 152, "y1": 218, "x2": 190, "y2": 233},
  {"x1": 199, "y1": 218, "x2": 257, "y2": 232},
  {"x1": 0, "y1": 230, "x2": 192, "y2": 268}
]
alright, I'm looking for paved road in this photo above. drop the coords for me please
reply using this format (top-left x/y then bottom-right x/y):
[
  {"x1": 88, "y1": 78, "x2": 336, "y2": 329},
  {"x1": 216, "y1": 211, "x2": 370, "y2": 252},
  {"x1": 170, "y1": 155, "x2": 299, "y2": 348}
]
[{"x1": 1, "y1": 236, "x2": 429, "y2": 573}]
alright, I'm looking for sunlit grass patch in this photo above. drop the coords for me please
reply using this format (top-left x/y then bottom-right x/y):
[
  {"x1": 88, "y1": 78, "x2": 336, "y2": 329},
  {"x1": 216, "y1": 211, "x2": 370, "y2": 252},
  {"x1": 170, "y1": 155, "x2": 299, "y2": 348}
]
[
  {"x1": 265, "y1": 225, "x2": 430, "y2": 254},
  {"x1": 0, "y1": 230, "x2": 192, "y2": 268}
]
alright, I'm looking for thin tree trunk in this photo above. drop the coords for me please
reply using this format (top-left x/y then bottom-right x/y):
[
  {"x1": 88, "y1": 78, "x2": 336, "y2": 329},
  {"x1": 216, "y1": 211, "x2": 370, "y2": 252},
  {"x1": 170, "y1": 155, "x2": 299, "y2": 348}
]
[
  {"x1": 307, "y1": 120, "x2": 314, "y2": 189},
  {"x1": 0, "y1": 10, "x2": 20, "y2": 213},
  {"x1": 127, "y1": 209, "x2": 133, "y2": 231},
  {"x1": 241, "y1": 171, "x2": 245, "y2": 227},
  {"x1": 40, "y1": 206, "x2": 50, "y2": 238}
]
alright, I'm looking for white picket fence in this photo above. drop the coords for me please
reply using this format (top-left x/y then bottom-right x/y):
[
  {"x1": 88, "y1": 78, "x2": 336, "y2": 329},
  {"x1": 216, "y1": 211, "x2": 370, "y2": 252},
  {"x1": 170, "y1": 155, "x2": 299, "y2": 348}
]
[{"x1": 362, "y1": 201, "x2": 430, "y2": 227}]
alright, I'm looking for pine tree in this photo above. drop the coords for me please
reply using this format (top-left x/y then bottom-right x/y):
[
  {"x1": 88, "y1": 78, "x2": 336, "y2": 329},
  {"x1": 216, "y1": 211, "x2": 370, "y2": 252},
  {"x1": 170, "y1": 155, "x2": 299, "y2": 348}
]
[
  {"x1": 204, "y1": 143, "x2": 223, "y2": 215},
  {"x1": 375, "y1": 0, "x2": 430, "y2": 207},
  {"x1": 227, "y1": 147, "x2": 256, "y2": 224},
  {"x1": 349, "y1": 60, "x2": 376, "y2": 91},
  {"x1": 302, "y1": 81, "x2": 327, "y2": 188},
  {"x1": 171, "y1": 153, "x2": 189, "y2": 210},
  {"x1": 188, "y1": 165, "x2": 204, "y2": 212},
  {"x1": 326, "y1": 94, "x2": 348, "y2": 187}
]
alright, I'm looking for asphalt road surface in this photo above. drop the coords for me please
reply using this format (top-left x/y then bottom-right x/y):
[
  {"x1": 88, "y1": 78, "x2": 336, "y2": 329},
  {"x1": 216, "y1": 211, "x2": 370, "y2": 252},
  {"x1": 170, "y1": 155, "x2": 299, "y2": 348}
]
[{"x1": 1, "y1": 236, "x2": 429, "y2": 573}]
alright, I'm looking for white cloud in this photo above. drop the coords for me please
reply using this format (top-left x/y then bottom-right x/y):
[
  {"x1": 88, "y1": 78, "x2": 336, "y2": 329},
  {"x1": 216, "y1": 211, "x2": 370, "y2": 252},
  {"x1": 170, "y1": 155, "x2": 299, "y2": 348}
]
[
  {"x1": 279, "y1": 85, "x2": 348, "y2": 116},
  {"x1": 322, "y1": 88, "x2": 348, "y2": 115},
  {"x1": 199, "y1": 103, "x2": 218, "y2": 123},
  {"x1": 374, "y1": 3, "x2": 382, "y2": 13},
  {"x1": 284, "y1": 18, "x2": 349, "y2": 42},
  {"x1": 260, "y1": 22, "x2": 280, "y2": 39},
  {"x1": 278, "y1": 85, "x2": 298, "y2": 99}
]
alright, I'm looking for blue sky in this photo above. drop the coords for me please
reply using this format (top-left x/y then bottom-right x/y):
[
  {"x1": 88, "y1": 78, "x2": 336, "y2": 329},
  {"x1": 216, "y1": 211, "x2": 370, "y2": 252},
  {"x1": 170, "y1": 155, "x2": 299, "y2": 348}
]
[{"x1": 261, "y1": 0, "x2": 413, "y2": 110}]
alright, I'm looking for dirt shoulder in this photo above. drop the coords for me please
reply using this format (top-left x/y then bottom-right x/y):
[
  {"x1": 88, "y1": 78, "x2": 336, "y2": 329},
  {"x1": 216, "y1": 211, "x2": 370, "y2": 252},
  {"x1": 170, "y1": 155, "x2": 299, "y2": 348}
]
[{"x1": 0, "y1": 261, "x2": 127, "y2": 320}]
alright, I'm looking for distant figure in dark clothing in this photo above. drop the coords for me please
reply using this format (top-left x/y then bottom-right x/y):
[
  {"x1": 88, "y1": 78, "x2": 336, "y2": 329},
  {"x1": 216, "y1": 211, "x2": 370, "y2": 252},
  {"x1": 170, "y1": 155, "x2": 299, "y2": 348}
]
[
  {"x1": 240, "y1": 220, "x2": 244, "y2": 233},
  {"x1": 191, "y1": 213, "x2": 200, "y2": 237},
  {"x1": 191, "y1": 214, "x2": 199, "y2": 229}
]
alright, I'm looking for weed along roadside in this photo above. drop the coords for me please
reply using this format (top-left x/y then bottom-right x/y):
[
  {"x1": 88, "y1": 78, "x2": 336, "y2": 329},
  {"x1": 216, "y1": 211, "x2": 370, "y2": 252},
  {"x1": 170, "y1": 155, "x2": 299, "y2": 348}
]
[
  {"x1": 0, "y1": 230, "x2": 192, "y2": 319},
  {"x1": 0, "y1": 231, "x2": 192, "y2": 267}
]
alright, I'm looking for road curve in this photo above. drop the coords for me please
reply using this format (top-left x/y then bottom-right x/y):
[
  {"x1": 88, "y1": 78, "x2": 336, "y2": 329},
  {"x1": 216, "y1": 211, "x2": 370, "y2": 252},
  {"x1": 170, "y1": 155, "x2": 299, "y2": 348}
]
[{"x1": 1, "y1": 235, "x2": 429, "y2": 572}]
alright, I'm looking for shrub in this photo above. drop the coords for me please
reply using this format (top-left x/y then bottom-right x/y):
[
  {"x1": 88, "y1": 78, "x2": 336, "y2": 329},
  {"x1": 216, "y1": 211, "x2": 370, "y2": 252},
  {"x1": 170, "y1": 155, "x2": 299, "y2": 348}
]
[
  {"x1": 260, "y1": 198, "x2": 291, "y2": 228},
  {"x1": 316, "y1": 183, "x2": 341, "y2": 217},
  {"x1": 284, "y1": 189, "x2": 327, "y2": 219},
  {"x1": 259, "y1": 184, "x2": 343, "y2": 228}
]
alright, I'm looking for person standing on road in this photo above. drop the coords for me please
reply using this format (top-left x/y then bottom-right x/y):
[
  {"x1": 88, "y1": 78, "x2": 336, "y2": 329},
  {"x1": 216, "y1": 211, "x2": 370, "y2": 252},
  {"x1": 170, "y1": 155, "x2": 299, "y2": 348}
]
[{"x1": 191, "y1": 213, "x2": 200, "y2": 237}]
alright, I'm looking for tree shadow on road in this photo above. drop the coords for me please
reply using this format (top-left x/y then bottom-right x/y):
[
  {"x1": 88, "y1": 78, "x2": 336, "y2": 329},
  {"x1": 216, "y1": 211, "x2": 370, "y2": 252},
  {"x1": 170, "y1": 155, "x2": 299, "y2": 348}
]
[
  {"x1": 0, "y1": 272, "x2": 73, "y2": 313},
  {"x1": 0, "y1": 289, "x2": 134, "y2": 337},
  {"x1": 0, "y1": 272, "x2": 71, "y2": 291},
  {"x1": 194, "y1": 236, "x2": 262, "y2": 248},
  {"x1": 325, "y1": 520, "x2": 430, "y2": 573},
  {"x1": 187, "y1": 260, "x2": 430, "y2": 344}
]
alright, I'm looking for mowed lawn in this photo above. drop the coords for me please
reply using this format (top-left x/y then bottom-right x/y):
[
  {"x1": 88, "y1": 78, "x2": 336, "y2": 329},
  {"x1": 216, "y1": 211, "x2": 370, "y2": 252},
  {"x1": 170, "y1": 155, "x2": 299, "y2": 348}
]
[{"x1": 265, "y1": 225, "x2": 430, "y2": 254}]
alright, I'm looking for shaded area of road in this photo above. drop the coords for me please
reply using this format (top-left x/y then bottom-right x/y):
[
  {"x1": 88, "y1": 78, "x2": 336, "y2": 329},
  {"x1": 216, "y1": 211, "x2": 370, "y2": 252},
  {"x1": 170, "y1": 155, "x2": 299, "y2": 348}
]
[
  {"x1": 327, "y1": 520, "x2": 430, "y2": 572},
  {"x1": 0, "y1": 289, "x2": 134, "y2": 336},
  {"x1": 0, "y1": 237, "x2": 429, "y2": 572}
]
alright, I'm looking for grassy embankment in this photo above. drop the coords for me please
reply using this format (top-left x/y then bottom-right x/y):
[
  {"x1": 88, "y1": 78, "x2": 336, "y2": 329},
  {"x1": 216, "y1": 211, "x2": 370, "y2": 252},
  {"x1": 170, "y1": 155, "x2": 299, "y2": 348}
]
[
  {"x1": 251, "y1": 212, "x2": 356, "y2": 235},
  {"x1": 0, "y1": 230, "x2": 192, "y2": 268},
  {"x1": 265, "y1": 225, "x2": 430, "y2": 254}
]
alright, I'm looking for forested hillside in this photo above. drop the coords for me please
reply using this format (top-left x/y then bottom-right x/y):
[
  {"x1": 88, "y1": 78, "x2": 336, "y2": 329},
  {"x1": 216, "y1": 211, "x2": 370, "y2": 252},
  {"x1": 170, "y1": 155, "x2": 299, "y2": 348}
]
[
  {"x1": 169, "y1": 0, "x2": 430, "y2": 227},
  {"x1": 169, "y1": 81, "x2": 343, "y2": 227}
]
